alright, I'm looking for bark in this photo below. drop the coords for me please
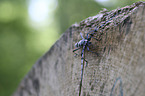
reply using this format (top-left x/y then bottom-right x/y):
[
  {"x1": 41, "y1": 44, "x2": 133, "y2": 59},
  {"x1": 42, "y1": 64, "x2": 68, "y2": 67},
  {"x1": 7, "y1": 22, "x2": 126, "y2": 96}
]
[{"x1": 13, "y1": 1, "x2": 145, "y2": 96}]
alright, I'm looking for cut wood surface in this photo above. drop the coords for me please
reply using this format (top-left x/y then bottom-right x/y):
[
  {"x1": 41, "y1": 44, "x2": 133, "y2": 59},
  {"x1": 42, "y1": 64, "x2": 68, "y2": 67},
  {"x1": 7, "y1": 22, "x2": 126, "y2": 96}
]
[{"x1": 13, "y1": 1, "x2": 145, "y2": 96}]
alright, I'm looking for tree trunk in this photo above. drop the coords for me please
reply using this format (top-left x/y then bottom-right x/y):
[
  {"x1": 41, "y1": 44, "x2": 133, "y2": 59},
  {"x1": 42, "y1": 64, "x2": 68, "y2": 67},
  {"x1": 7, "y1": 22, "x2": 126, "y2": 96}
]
[{"x1": 13, "y1": 1, "x2": 145, "y2": 96}]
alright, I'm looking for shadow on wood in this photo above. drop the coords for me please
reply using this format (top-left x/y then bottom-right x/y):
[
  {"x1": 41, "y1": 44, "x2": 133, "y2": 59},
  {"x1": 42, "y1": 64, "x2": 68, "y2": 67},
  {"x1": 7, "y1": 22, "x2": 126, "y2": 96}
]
[{"x1": 13, "y1": 1, "x2": 145, "y2": 96}]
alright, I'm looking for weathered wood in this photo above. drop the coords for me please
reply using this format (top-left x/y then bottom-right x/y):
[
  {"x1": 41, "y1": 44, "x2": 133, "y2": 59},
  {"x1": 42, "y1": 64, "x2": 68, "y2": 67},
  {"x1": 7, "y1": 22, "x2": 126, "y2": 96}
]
[{"x1": 13, "y1": 1, "x2": 145, "y2": 96}]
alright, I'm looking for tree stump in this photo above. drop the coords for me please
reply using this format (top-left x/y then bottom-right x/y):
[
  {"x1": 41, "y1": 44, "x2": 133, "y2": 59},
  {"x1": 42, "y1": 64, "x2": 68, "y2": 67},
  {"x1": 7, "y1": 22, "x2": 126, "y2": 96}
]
[{"x1": 13, "y1": 1, "x2": 145, "y2": 96}]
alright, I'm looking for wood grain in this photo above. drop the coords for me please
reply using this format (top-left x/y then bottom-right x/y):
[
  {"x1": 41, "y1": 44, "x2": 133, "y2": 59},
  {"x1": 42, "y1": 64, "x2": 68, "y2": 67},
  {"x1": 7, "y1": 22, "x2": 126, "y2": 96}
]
[{"x1": 13, "y1": 2, "x2": 145, "y2": 96}]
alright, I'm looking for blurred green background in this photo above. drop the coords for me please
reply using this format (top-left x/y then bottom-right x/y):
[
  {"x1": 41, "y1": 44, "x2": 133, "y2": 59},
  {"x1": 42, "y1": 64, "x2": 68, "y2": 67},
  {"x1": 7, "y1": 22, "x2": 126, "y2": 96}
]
[{"x1": 0, "y1": 0, "x2": 143, "y2": 95}]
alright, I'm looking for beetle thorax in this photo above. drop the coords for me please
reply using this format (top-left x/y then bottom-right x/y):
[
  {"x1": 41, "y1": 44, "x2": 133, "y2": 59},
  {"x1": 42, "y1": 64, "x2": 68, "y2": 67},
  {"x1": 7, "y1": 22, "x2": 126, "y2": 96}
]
[{"x1": 75, "y1": 39, "x2": 88, "y2": 48}]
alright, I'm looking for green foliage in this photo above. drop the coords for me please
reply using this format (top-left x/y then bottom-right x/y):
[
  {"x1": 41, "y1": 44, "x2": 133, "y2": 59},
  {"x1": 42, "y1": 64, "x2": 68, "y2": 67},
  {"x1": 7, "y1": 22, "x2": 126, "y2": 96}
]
[
  {"x1": 0, "y1": 1, "x2": 59, "y2": 96},
  {"x1": 0, "y1": 0, "x2": 141, "y2": 96},
  {"x1": 0, "y1": 1, "x2": 34, "y2": 96}
]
